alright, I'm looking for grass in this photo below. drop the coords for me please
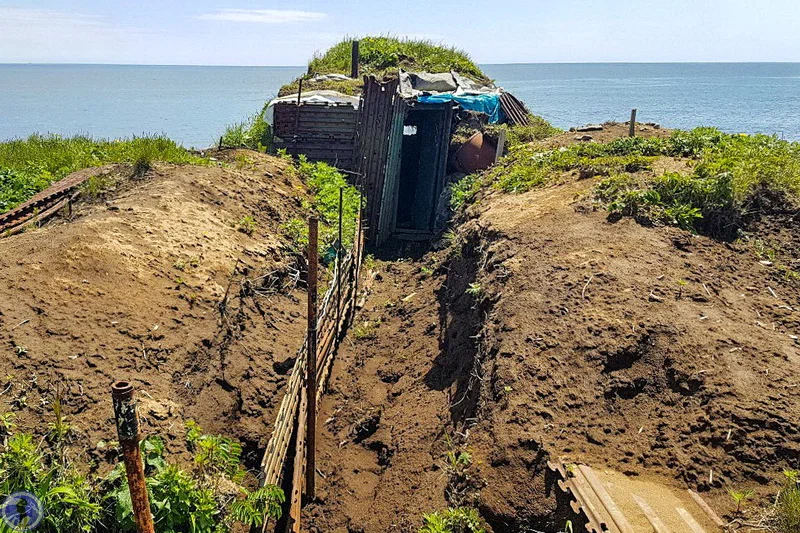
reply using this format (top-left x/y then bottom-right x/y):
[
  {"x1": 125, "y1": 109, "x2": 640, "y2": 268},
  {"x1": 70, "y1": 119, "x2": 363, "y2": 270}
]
[
  {"x1": 0, "y1": 413, "x2": 284, "y2": 532},
  {"x1": 280, "y1": 156, "x2": 363, "y2": 255},
  {"x1": 452, "y1": 125, "x2": 800, "y2": 239},
  {"x1": 593, "y1": 131, "x2": 800, "y2": 236},
  {"x1": 0, "y1": 134, "x2": 206, "y2": 214},
  {"x1": 419, "y1": 507, "x2": 486, "y2": 533},
  {"x1": 309, "y1": 36, "x2": 487, "y2": 81},
  {"x1": 219, "y1": 105, "x2": 272, "y2": 151},
  {"x1": 280, "y1": 35, "x2": 488, "y2": 96},
  {"x1": 777, "y1": 470, "x2": 800, "y2": 532}
]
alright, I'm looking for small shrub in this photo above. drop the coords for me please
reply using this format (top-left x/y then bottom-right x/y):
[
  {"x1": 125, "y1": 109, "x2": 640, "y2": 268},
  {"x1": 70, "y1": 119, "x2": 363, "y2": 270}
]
[
  {"x1": 727, "y1": 487, "x2": 754, "y2": 515},
  {"x1": 420, "y1": 507, "x2": 486, "y2": 533},
  {"x1": 237, "y1": 215, "x2": 257, "y2": 235},
  {"x1": 777, "y1": 470, "x2": 800, "y2": 532},
  {"x1": 220, "y1": 106, "x2": 272, "y2": 151},
  {"x1": 353, "y1": 321, "x2": 377, "y2": 341}
]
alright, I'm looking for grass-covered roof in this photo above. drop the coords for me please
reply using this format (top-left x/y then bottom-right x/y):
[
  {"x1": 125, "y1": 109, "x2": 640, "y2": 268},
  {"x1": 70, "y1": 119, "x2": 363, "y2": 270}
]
[{"x1": 278, "y1": 36, "x2": 488, "y2": 96}]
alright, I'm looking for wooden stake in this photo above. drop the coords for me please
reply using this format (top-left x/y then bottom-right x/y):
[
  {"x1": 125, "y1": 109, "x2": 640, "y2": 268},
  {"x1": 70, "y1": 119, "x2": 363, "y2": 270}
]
[
  {"x1": 629, "y1": 108, "x2": 637, "y2": 137},
  {"x1": 351, "y1": 40, "x2": 360, "y2": 79},
  {"x1": 305, "y1": 216, "x2": 318, "y2": 499}
]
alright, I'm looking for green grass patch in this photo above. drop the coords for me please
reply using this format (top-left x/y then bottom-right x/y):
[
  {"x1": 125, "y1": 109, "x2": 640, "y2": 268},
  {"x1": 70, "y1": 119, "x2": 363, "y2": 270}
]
[
  {"x1": 280, "y1": 156, "x2": 363, "y2": 256},
  {"x1": 309, "y1": 36, "x2": 487, "y2": 81},
  {"x1": 219, "y1": 106, "x2": 273, "y2": 151},
  {"x1": 280, "y1": 35, "x2": 488, "y2": 96},
  {"x1": 419, "y1": 507, "x2": 486, "y2": 533},
  {"x1": 593, "y1": 132, "x2": 800, "y2": 236},
  {"x1": 0, "y1": 134, "x2": 206, "y2": 214},
  {"x1": 486, "y1": 115, "x2": 563, "y2": 147},
  {"x1": 0, "y1": 411, "x2": 283, "y2": 532}
]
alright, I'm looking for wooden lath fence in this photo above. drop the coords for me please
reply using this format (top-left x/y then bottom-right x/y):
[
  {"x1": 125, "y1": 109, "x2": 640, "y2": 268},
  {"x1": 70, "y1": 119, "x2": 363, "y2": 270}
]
[{"x1": 258, "y1": 204, "x2": 365, "y2": 532}]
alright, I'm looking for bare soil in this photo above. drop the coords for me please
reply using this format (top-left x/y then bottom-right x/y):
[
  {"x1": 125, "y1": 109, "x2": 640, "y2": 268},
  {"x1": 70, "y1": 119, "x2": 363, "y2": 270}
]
[
  {"x1": 306, "y1": 127, "x2": 799, "y2": 532},
  {"x1": 0, "y1": 151, "x2": 309, "y2": 474}
]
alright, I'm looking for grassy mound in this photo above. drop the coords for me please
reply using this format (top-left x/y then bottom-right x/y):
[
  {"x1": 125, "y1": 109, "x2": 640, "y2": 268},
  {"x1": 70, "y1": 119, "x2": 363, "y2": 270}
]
[
  {"x1": 279, "y1": 36, "x2": 488, "y2": 96},
  {"x1": 452, "y1": 126, "x2": 800, "y2": 239},
  {"x1": 0, "y1": 134, "x2": 205, "y2": 214}
]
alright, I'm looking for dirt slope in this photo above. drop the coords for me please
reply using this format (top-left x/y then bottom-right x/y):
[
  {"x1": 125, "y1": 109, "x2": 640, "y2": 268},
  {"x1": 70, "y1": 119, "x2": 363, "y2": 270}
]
[
  {"x1": 0, "y1": 151, "x2": 309, "y2": 472},
  {"x1": 306, "y1": 129, "x2": 799, "y2": 532}
]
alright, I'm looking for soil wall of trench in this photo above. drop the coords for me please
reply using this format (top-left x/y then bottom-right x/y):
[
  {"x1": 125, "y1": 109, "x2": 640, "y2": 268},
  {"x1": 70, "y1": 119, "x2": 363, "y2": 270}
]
[{"x1": 305, "y1": 172, "x2": 799, "y2": 532}]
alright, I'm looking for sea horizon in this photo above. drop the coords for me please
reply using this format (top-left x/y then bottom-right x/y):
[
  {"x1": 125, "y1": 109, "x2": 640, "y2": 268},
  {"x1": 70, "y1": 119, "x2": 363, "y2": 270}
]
[{"x1": 2, "y1": 62, "x2": 799, "y2": 147}]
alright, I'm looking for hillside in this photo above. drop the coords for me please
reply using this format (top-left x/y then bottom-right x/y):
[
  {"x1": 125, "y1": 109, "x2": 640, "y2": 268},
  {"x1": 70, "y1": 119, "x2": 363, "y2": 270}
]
[
  {"x1": 304, "y1": 124, "x2": 799, "y2": 532},
  {"x1": 278, "y1": 36, "x2": 489, "y2": 96}
]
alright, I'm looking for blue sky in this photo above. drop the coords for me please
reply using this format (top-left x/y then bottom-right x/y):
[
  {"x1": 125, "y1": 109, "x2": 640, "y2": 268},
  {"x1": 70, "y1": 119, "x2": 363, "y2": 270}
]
[{"x1": 1, "y1": 0, "x2": 799, "y2": 65}]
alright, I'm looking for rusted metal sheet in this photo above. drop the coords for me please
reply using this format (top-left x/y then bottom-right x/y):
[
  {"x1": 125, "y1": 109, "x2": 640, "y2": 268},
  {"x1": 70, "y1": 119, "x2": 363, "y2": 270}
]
[
  {"x1": 355, "y1": 76, "x2": 400, "y2": 243},
  {"x1": 273, "y1": 102, "x2": 358, "y2": 170}
]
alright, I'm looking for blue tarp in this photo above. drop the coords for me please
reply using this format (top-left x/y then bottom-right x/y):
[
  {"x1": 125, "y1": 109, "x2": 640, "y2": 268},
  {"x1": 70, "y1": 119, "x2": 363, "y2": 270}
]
[{"x1": 416, "y1": 93, "x2": 505, "y2": 124}]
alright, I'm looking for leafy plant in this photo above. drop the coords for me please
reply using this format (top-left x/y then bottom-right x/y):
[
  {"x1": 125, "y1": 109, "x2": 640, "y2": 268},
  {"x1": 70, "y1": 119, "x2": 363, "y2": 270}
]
[
  {"x1": 727, "y1": 487, "x2": 754, "y2": 515},
  {"x1": 353, "y1": 321, "x2": 377, "y2": 341},
  {"x1": 219, "y1": 106, "x2": 272, "y2": 152},
  {"x1": 465, "y1": 283, "x2": 482, "y2": 298},
  {"x1": 420, "y1": 507, "x2": 486, "y2": 533},
  {"x1": 237, "y1": 215, "x2": 257, "y2": 235}
]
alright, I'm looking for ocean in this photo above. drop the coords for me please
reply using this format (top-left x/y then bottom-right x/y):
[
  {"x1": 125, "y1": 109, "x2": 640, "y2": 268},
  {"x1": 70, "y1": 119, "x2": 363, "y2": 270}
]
[{"x1": 1, "y1": 63, "x2": 799, "y2": 148}]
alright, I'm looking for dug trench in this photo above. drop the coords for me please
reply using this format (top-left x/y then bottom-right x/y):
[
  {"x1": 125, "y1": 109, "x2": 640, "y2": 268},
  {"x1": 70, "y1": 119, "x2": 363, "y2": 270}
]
[
  {"x1": 303, "y1": 147, "x2": 799, "y2": 530},
  {"x1": 0, "y1": 150, "x2": 313, "y2": 476}
]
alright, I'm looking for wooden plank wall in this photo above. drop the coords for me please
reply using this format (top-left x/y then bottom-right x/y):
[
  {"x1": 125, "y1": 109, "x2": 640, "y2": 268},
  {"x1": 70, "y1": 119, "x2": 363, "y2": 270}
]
[{"x1": 273, "y1": 102, "x2": 358, "y2": 170}]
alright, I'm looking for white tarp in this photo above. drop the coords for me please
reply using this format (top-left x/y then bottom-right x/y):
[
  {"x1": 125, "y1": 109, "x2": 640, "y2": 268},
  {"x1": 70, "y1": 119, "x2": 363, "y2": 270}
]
[
  {"x1": 264, "y1": 90, "x2": 360, "y2": 125},
  {"x1": 398, "y1": 69, "x2": 498, "y2": 98}
]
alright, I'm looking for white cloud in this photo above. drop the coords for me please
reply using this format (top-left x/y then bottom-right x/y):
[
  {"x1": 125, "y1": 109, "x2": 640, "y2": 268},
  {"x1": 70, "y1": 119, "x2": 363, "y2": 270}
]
[{"x1": 198, "y1": 9, "x2": 326, "y2": 24}]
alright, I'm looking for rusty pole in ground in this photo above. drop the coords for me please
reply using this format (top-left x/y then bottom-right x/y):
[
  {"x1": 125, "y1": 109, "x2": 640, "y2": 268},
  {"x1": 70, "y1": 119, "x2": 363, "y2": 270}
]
[
  {"x1": 305, "y1": 216, "x2": 318, "y2": 499},
  {"x1": 629, "y1": 108, "x2": 637, "y2": 137},
  {"x1": 111, "y1": 381, "x2": 155, "y2": 533},
  {"x1": 336, "y1": 187, "x2": 343, "y2": 331}
]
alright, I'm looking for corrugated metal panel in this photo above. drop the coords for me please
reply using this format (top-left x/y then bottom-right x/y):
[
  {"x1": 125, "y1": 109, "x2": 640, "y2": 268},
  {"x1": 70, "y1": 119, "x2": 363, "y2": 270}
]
[
  {"x1": 273, "y1": 102, "x2": 358, "y2": 170},
  {"x1": 375, "y1": 97, "x2": 407, "y2": 246},
  {"x1": 500, "y1": 92, "x2": 530, "y2": 126},
  {"x1": 355, "y1": 76, "x2": 400, "y2": 243}
]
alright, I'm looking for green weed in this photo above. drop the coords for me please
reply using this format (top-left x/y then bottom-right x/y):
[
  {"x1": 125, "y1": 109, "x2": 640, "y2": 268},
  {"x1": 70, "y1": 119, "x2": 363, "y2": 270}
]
[
  {"x1": 237, "y1": 215, "x2": 257, "y2": 235},
  {"x1": 220, "y1": 106, "x2": 272, "y2": 151},
  {"x1": 777, "y1": 470, "x2": 800, "y2": 532},
  {"x1": 0, "y1": 134, "x2": 206, "y2": 214},
  {"x1": 727, "y1": 487, "x2": 754, "y2": 515},
  {"x1": 353, "y1": 321, "x2": 377, "y2": 341},
  {"x1": 465, "y1": 283, "x2": 482, "y2": 298},
  {"x1": 420, "y1": 507, "x2": 486, "y2": 533},
  {"x1": 308, "y1": 36, "x2": 486, "y2": 81}
]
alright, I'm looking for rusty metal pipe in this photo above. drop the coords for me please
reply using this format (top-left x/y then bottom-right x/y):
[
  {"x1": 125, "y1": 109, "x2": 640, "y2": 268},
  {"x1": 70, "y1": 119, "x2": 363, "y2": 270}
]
[
  {"x1": 305, "y1": 216, "x2": 318, "y2": 499},
  {"x1": 111, "y1": 381, "x2": 155, "y2": 533}
]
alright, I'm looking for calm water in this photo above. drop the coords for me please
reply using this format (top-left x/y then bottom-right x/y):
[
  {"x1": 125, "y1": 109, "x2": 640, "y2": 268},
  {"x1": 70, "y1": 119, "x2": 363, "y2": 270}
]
[{"x1": 1, "y1": 63, "x2": 799, "y2": 147}]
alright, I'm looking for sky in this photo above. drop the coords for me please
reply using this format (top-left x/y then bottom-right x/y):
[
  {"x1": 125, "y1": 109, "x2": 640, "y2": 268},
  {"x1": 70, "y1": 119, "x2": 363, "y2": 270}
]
[{"x1": 1, "y1": 0, "x2": 799, "y2": 65}]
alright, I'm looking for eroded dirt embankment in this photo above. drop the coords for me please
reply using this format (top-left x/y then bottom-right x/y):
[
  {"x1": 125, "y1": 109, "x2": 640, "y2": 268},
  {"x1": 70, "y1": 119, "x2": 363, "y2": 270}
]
[
  {"x1": 305, "y1": 130, "x2": 799, "y2": 532},
  {"x1": 0, "y1": 151, "x2": 309, "y2": 472}
]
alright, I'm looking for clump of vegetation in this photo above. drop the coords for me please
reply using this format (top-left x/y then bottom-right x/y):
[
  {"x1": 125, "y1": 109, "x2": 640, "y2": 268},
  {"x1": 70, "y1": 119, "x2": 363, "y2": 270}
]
[
  {"x1": 593, "y1": 132, "x2": 800, "y2": 236},
  {"x1": 309, "y1": 36, "x2": 487, "y2": 81},
  {"x1": 728, "y1": 487, "x2": 754, "y2": 515},
  {"x1": 236, "y1": 215, "x2": 257, "y2": 236},
  {"x1": 0, "y1": 134, "x2": 206, "y2": 214},
  {"x1": 219, "y1": 105, "x2": 272, "y2": 151},
  {"x1": 352, "y1": 321, "x2": 377, "y2": 341},
  {"x1": 486, "y1": 115, "x2": 563, "y2": 147},
  {"x1": 281, "y1": 156, "x2": 362, "y2": 255},
  {"x1": 776, "y1": 470, "x2": 800, "y2": 532},
  {"x1": 419, "y1": 507, "x2": 486, "y2": 533},
  {"x1": 280, "y1": 36, "x2": 488, "y2": 96},
  {"x1": 0, "y1": 409, "x2": 283, "y2": 532}
]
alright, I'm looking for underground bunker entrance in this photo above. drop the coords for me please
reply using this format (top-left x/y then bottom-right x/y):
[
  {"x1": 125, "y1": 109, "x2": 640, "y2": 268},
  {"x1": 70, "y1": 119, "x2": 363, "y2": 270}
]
[{"x1": 394, "y1": 106, "x2": 450, "y2": 235}]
